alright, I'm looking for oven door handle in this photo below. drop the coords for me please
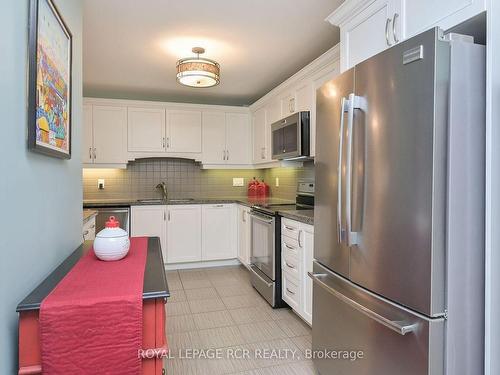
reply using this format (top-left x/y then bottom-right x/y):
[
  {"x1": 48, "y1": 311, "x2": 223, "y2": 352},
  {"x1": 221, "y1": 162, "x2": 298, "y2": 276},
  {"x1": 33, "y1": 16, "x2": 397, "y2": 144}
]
[{"x1": 250, "y1": 212, "x2": 274, "y2": 225}]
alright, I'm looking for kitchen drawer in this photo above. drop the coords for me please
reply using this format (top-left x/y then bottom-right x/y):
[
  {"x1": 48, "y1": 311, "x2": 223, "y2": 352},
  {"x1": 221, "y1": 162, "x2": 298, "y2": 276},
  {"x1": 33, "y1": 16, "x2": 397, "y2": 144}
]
[
  {"x1": 282, "y1": 273, "x2": 300, "y2": 311},
  {"x1": 282, "y1": 218, "x2": 301, "y2": 241},
  {"x1": 282, "y1": 250, "x2": 300, "y2": 279},
  {"x1": 282, "y1": 237, "x2": 300, "y2": 258}
]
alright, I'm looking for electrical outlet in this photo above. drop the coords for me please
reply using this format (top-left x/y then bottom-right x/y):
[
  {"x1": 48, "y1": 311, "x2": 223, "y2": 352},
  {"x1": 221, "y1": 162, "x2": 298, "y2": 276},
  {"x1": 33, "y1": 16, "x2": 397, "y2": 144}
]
[
  {"x1": 275, "y1": 177, "x2": 280, "y2": 187},
  {"x1": 233, "y1": 178, "x2": 244, "y2": 187},
  {"x1": 98, "y1": 179, "x2": 105, "y2": 190}
]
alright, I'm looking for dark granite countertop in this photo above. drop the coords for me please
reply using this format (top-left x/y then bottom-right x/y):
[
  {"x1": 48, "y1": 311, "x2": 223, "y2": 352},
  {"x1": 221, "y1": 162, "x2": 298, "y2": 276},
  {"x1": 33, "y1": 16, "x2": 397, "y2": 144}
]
[
  {"x1": 83, "y1": 197, "x2": 295, "y2": 208},
  {"x1": 278, "y1": 209, "x2": 314, "y2": 225},
  {"x1": 17, "y1": 237, "x2": 169, "y2": 312}
]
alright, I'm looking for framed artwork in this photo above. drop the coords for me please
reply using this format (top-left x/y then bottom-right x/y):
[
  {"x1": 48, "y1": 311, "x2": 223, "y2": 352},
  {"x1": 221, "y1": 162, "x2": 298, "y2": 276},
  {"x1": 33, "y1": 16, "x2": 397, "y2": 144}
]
[{"x1": 28, "y1": 0, "x2": 72, "y2": 159}]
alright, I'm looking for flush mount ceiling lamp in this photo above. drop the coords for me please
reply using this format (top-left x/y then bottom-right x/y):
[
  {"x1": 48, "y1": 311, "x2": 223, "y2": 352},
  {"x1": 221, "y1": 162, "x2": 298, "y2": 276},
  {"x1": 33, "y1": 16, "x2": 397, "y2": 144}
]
[{"x1": 176, "y1": 47, "x2": 220, "y2": 88}]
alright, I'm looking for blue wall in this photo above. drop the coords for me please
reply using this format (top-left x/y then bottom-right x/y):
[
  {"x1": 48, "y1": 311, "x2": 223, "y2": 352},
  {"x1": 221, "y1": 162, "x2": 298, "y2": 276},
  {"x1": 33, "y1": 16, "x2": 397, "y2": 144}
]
[{"x1": 0, "y1": 0, "x2": 82, "y2": 372}]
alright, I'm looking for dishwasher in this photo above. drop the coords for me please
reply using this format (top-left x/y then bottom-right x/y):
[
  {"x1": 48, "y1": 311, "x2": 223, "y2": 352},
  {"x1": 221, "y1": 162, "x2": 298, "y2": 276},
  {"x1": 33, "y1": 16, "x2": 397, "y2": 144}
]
[{"x1": 90, "y1": 207, "x2": 130, "y2": 234}]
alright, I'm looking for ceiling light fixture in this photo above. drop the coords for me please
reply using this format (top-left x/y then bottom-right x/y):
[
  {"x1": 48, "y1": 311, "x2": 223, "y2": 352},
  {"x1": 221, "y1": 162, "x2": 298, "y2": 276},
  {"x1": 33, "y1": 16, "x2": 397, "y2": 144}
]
[{"x1": 176, "y1": 47, "x2": 220, "y2": 88}]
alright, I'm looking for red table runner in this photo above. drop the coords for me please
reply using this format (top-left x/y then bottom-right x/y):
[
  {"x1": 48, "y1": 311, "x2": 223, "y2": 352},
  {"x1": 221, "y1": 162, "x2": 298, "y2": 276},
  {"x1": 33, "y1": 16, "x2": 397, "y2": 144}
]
[{"x1": 40, "y1": 237, "x2": 148, "y2": 375}]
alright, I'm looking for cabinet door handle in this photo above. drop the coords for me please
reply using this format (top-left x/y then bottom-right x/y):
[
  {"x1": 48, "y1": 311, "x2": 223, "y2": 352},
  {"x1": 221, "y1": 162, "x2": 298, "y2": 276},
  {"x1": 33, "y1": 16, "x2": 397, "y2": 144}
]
[
  {"x1": 385, "y1": 18, "x2": 392, "y2": 46},
  {"x1": 285, "y1": 262, "x2": 295, "y2": 269},
  {"x1": 93, "y1": 148, "x2": 97, "y2": 159},
  {"x1": 214, "y1": 204, "x2": 224, "y2": 208},
  {"x1": 226, "y1": 150, "x2": 229, "y2": 160},
  {"x1": 163, "y1": 211, "x2": 166, "y2": 221},
  {"x1": 284, "y1": 225, "x2": 296, "y2": 231},
  {"x1": 286, "y1": 288, "x2": 296, "y2": 295},
  {"x1": 166, "y1": 137, "x2": 170, "y2": 148},
  {"x1": 298, "y1": 229, "x2": 303, "y2": 248},
  {"x1": 223, "y1": 149, "x2": 226, "y2": 161},
  {"x1": 89, "y1": 147, "x2": 92, "y2": 160},
  {"x1": 392, "y1": 13, "x2": 399, "y2": 43},
  {"x1": 168, "y1": 211, "x2": 171, "y2": 221},
  {"x1": 285, "y1": 243, "x2": 295, "y2": 250},
  {"x1": 162, "y1": 137, "x2": 166, "y2": 148},
  {"x1": 242, "y1": 210, "x2": 246, "y2": 222}
]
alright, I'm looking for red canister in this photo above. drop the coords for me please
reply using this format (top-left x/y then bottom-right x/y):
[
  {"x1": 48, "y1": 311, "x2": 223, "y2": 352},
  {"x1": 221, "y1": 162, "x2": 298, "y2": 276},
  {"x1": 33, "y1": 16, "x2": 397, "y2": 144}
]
[
  {"x1": 256, "y1": 180, "x2": 269, "y2": 197},
  {"x1": 248, "y1": 177, "x2": 258, "y2": 197}
]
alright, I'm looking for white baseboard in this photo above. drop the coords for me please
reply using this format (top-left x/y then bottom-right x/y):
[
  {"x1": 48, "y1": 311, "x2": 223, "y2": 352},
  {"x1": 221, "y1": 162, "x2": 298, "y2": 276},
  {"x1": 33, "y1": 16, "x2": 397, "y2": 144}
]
[{"x1": 165, "y1": 258, "x2": 241, "y2": 271}]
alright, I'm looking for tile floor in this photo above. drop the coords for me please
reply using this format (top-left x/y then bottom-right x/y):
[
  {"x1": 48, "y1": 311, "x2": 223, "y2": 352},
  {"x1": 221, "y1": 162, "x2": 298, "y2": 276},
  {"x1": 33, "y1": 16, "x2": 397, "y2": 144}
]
[{"x1": 164, "y1": 266, "x2": 317, "y2": 374}]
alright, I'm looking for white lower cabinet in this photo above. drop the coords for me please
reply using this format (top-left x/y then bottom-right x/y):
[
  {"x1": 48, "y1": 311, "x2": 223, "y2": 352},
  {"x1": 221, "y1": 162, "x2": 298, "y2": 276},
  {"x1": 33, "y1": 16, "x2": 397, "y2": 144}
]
[
  {"x1": 202, "y1": 204, "x2": 237, "y2": 261},
  {"x1": 237, "y1": 205, "x2": 251, "y2": 267},
  {"x1": 281, "y1": 217, "x2": 314, "y2": 325},
  {"x1": 131, "y1": 205, "x2": 167, "y2": 261},
  {"x1": 131, "y1": 203, "x2": 239, "y2": 265},
  {"x1": 166, "y1": 205, "x2": 202, "y2": 263}
]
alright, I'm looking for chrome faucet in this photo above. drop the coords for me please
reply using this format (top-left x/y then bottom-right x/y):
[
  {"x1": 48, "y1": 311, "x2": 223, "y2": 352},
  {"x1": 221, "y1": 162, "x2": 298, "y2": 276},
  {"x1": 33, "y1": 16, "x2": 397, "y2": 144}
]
[{"x1": 156, "y1": 182, "x2": 168, "y2": 201}]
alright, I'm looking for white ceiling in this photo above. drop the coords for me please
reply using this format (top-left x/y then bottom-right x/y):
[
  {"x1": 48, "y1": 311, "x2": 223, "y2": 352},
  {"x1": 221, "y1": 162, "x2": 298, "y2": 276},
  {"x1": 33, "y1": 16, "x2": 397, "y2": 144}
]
[{"x1": 83, "y1": 0, "x2": 343, "y2": 106}]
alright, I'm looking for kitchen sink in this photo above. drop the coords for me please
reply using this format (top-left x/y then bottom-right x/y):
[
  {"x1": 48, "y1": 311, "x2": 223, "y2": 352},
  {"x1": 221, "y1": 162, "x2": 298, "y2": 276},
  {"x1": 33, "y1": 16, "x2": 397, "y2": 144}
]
[
  {"x1": 168, "y1": 198, "x2": 195, "y2": 203},
  {"x1": 136, "y1": 199, "x2": 165, "y2": 204}
]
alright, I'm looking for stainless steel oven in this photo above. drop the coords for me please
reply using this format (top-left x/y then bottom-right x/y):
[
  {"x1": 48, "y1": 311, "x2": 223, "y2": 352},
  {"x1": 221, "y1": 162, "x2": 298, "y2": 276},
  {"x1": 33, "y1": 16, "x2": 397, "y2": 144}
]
[
  {"x1": 249, "y1": 210, "x2": 276, "y2": 306},
  {"x1": 271, "y1": 111, "x2": 310, "y2": 160}
]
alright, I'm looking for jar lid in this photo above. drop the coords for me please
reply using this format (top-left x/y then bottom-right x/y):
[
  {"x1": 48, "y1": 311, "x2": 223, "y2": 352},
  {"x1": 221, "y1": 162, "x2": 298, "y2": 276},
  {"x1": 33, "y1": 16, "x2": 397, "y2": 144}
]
[{"x1": 105, "y1": 216, "x2": 120, "y2": 228}]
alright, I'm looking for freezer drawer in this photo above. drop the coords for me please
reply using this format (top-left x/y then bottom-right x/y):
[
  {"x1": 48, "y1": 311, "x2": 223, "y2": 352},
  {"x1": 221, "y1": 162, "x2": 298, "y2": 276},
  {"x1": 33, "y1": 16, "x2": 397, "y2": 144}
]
[{"x1": 311, "y1": 262, "x2": 444, "y2": 375}]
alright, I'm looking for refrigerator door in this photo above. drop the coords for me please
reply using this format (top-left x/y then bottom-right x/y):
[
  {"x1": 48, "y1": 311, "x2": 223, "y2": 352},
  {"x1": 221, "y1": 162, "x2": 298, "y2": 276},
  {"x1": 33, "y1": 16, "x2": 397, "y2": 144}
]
[
  {"x1": 314, "y1": 69, "x2": 355, "y2": 278},
  {"x1": 349, "y1": 28, "x2": 449, "y2": 316},
  {"x1": 311, "y1": 261, "x2": 445, "y2": 375}
]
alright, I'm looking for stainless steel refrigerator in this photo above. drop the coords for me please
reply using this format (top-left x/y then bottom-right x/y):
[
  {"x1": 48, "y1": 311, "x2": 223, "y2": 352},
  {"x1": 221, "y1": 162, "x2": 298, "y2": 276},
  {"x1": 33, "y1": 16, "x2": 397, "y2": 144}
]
[{"x1": 312, "y1": 28, "x2": 485, "y2": 375}]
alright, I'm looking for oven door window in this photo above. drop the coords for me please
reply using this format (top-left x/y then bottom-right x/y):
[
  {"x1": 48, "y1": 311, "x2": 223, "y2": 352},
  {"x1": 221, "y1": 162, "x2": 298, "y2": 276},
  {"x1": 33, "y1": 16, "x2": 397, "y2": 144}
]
[{"x1": 251, "y1": 214, "x2": 275, "y2": 281}]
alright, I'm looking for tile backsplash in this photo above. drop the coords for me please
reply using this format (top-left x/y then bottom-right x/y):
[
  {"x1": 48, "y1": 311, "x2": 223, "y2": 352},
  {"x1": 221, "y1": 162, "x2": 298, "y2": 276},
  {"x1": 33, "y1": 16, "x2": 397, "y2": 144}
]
[{"x1": 83, "y1": 158, "x2": 314, "y2": 201}]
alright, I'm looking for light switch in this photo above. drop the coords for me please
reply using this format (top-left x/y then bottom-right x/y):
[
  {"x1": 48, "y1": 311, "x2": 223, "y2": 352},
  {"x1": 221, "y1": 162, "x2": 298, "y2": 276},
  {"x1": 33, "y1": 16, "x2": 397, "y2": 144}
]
[
  {"x1": 98, "y1": 179, "x2": 105, "y2": 189},
  {"x1": 275, "y1": 177, "x2": 280, "y2": 187},
  {"x1": 233, "y1": 178, "x2": 244, "y2": 187}
]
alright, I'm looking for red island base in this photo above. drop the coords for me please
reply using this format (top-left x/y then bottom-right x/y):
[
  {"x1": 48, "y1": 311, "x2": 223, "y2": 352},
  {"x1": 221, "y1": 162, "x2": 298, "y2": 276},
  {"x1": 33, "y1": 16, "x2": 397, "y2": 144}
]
[{"x1": 18, "y1": 299, "x2": 167, "y2": 375}]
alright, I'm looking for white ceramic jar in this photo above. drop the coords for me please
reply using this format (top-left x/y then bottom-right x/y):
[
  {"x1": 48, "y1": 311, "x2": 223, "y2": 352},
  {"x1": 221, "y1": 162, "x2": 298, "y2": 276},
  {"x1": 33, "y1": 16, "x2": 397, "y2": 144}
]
[{"x1": 93, "y1": 216, "x2": 130, "y2": 261}]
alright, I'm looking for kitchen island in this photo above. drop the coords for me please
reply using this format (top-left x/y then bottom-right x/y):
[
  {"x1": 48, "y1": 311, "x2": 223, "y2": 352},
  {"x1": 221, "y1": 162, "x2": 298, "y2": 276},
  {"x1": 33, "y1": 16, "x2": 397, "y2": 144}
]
[{"x1": 17, "y1": 237, "x2": 169, "y2": 375}]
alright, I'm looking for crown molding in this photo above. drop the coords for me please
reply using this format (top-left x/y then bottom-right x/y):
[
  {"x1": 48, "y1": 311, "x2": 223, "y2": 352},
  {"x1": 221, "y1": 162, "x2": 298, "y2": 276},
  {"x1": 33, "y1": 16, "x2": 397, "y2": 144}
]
[
  {"x1": 325, "y1": 0, "x2": 375, "y2": 26},
  {"x1": 249, "y1": 44, "x2": 340, "y2": 111}
]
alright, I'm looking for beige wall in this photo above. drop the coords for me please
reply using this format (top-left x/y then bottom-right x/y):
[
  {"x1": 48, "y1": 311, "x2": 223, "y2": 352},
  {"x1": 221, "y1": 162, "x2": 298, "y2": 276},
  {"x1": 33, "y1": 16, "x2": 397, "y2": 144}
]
[{"x1": 83, "y1": 158, "x2": 314, "y2": 201}]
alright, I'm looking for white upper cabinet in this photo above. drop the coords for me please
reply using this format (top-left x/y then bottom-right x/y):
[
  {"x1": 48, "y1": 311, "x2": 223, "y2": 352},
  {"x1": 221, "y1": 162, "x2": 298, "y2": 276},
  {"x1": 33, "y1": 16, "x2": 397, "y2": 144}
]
[
  {"x1": 82, "y1": 104, "x2": 93, "y2": 164},
  {"x1": 252, "y1": 107, "x2": 269, "y2": 164},
  {"x1": 202, "y1": 112, "x2": 250, "y2": 165},
  {"x1": 201, "y1": 204, "x2": 237, "y2": 261},
  {"x1": 295, "y1": 81, "x2": 313, "y2": 113},
  {"x1": 127, "y1": 107, "x2": 166, "y2": 152},
  {"x1": 266, "y1": 98, "x2": 282, "y2": 125},
  {"x1": 328, "y1": 0, "x2": 486, "y2": 72},
  {"x1": 280, "y1": 91, "x2": 296, "y2": 117},
  {"x1": 329, "y1": 0, "x2": 403, "y2": 71},
  {"x1": 403, "y1": 0, "x2": 485, "y2": 38},
  {"x1": 167, "y1": 110, "x2": 202, "y2": 153},
  {"x1": 92, "y1": 105, "x2": 127, "y2": 164},
  {"x1": 202, "y1": 112, "x2": 227, "y2": 164},
  {"x1": 225, "y1": 113, "x2": 250, "y2": 165}
]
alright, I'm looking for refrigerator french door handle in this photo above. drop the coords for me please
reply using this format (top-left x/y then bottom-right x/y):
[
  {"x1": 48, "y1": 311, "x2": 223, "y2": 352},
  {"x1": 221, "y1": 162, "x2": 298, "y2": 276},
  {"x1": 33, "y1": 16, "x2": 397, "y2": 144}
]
[
  {"x1": 337, "y1": 97, "x2": 348, "y2": 244},
  {"x1": 308, "y1": 272, "x2": 419, "y2": 336},
  {"x1": 346, "y1": 93, "x2": 364, "y2": 246}
]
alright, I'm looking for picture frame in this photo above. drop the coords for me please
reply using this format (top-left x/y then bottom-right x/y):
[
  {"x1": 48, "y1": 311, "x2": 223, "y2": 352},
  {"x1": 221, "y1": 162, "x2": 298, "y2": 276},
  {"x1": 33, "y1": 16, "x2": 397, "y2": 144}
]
[{"x1": 28, "y1": 0, "x2": 72, "y2": 159}]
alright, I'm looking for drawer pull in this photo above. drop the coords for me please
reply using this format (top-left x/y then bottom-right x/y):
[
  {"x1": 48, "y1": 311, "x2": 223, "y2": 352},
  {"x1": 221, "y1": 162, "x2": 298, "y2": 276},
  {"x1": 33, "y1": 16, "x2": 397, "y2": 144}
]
[
  {"x1": 284, "y1": 225, "x2": 297, "y2": 231},
  {"x1": 286, "y1": 288, "x2": 296, "y2": 295},
  {"x1": 284, "y1": 243, "x2": 295, "y2": 250},
  {"x1": 285, "y1": 262, "x2": 295, "y2": 269}
]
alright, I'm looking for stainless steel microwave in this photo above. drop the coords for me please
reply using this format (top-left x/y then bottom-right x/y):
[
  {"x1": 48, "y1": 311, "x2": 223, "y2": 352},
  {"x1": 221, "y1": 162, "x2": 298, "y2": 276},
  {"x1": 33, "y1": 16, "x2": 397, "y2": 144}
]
[{"x1": 271, "y1": 111, "x2": 310, "y2": 160}]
